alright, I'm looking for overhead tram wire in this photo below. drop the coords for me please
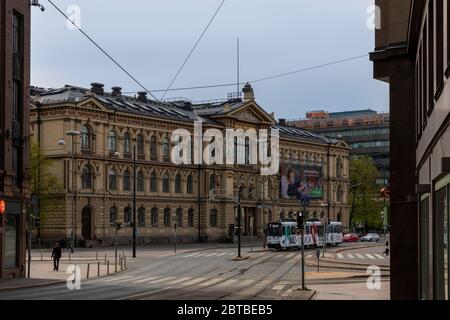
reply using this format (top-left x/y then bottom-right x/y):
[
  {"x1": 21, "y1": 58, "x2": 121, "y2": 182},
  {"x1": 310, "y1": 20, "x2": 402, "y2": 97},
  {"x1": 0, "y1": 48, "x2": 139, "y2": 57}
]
[
  {"x1": 123, "y1": 53, "x2": 369, "y2": 95},
  {"x1": 46, "y1": 0, "x2": 160, "y2": 102},
  {"x1": 160, "y1": 0, "x2": 227, "y2": 100}
]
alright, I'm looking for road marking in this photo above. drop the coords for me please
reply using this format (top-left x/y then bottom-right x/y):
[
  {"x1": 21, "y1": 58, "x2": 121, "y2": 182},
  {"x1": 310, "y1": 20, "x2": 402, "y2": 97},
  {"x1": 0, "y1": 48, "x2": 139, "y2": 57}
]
[
  {"x1": 228, "y1": 253, "x2": 235, "y2": 256},
  {"x1": 147, "y1": 276, "x2": 176, "y2": 284},
  {"x1": 216, "y1": 253, "x2": 228, "y2": 257},
  {"x1": 347, "y1": 253, "x2": 354, "y2": 259},
  {"x1": 217, "y1": 279, "x2": 237, "y2": 287},
  {"x1": 356, "y1": 254, "x2": 365, "y2": 259},
  {"x1": 166, "y1": 277, "x2": 191, "y2": 285},
  {"x1": 374, "y1": 254, "x2": 385, "y2": 259},
  {"x1": 132, "y1": 276, "x2": 158, "y2": 283},
  {"x1": 282, "y1": 287, "x2": 294, "y2": 297},
  {"x1": 286, "y1": 253, "x2": 295, "y2": 258},
  {"x1": 271, "y1": 284, "x2": 285, "y2": 292},
  {"x1": 115, "y1": 287, "x2": 172, "y2": 300},
  {"x1": 182, "y1": 277, "x2": 207, "y2": 286},
  {"x1": 183, "y1": 253, "x2": 200, "y2": 258},
  {"x1": 101, "y1": 275, "x2": 133, "y2": 283},
  {"x1": 306, "y1": 254, "x2": 312, "y2": 259},
  {"x1": 205, "y1": 252, "x2": 218, "y2": 257},
  {"x1": 365, "y1": 254, "x2": 376, "y2": 259},
  {"x1": 201, "y1": 278, "x2": 224, "y2": 286},
  {"x1": 337, "y1": 253, "x2": 344, "y2": 259}
]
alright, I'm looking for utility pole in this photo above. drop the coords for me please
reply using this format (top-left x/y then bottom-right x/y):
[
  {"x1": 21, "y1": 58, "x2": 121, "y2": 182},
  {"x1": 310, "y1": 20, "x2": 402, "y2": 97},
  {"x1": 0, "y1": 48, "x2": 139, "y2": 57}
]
[
  {"x1": 132, "y1": 144, "x2": 137, "y2": 258},
  {"x1": 297, "y1": 210, "x2": 306, "y2": 290}
]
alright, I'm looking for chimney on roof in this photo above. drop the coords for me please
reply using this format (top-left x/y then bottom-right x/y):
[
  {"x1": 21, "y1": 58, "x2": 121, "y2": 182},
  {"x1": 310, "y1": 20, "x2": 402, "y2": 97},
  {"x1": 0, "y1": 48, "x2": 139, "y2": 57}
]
[
  {"x1": 111, "y1": 87, "x2": 122, "y2": 97},
  {"x1": 279, "y1": 118, "x2": 286, "y2": 126},
  {"x1": 242, "y1": 83, "x2": 255, "y2": 101},
  {"x1": 137, "y1": 91, "x2": 148, "y2": 102},
  {"x1": 90, "y1": 82, "x2": 104, "y2": 95}
]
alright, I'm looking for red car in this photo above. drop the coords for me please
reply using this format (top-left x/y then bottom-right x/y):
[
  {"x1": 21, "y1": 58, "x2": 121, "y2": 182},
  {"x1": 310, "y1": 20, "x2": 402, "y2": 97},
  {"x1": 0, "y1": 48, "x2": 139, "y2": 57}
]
[{"x1": 343, "y1": 233, "x2": 359, "y2": 243}]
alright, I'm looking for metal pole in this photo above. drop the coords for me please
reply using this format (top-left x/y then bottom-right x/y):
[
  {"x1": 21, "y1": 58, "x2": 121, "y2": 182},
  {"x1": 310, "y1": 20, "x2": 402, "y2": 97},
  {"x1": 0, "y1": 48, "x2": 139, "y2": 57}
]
[
  {"x1": 71, "y1": 134, "x2": 75, "y2": 254},
  {"x1": 132, "y1": 144, "x2": 137, "y2": 258},
  {"x1": 301, "y1": 221, "x2": 305, "y2": 290},
  {"x1": 237, "y1": 186, "x2": 242, "y2": 258},
  {"x1": 115, "y1": 222, "x2": 118, "y2": 271}
]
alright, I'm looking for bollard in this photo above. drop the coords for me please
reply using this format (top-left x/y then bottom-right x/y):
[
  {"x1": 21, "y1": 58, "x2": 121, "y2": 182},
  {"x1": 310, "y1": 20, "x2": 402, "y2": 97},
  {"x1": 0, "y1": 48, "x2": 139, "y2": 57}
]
[
  {"x1": 115, "y1": 255, "x2": 118, "y2": 272},
  {"x1": 41, "y1": 250, "x2": 43, "y2": 261},
  {"x1": 87, "y1": 263, "x2": 90, "y2": 279},
  {"x1": 107, "y1": 260, "x2": 110, "y2": 275},
  {"x1": 97, "y1": 261, "x2": 100, "y2": 277},
  {"x1": 104, "y1": 253, "x2": 107, "y2": 265},
  {"x1": 96, "y1": 248, "x2": 98, "y2": 260},
  {"x1": 124, "y1": 256, "x2": 127, "y2": 269},
  {"x1": 69, "y1": 251, "x2": 71, "y2": 261}
]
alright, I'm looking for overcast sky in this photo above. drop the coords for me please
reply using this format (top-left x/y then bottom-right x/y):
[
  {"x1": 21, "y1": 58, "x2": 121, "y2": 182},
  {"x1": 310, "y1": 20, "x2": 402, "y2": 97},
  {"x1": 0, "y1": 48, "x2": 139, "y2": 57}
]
[{"x1": 31, "y1": 0, "x2": 388, "y2": 119}]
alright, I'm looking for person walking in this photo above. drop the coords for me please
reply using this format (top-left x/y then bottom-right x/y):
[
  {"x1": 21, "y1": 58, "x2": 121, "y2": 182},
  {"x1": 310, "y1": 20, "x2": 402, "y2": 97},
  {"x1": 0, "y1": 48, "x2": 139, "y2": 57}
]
[
  {"x1": 383, "y1": 240, "x2": 390, "y2": 256},
  {"x1": 51, "y1": 243, "x2": 62, "y2": 271}
]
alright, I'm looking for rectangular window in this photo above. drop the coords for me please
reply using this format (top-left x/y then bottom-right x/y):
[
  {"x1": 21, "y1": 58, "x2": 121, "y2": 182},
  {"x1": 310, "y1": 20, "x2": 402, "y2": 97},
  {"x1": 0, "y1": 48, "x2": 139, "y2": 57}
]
[
  {"x1": 434, "y1": 185, "x2": 449, "y2": 299},
  {"x1": 447, "y1": 0, "x2": 450, "y2": 75},
  {"x1": 428, "y1": 1, "x2": 435, "y2": 113},
  {"x1": 420, "y1": 196, "x2": 430, "y2": 299},
  {"x1": 423, "y1": 22, "x2": 428, "y2": 126},
  {"x1": 435, "y1": 0, "x2": 444, "y2": 98}
]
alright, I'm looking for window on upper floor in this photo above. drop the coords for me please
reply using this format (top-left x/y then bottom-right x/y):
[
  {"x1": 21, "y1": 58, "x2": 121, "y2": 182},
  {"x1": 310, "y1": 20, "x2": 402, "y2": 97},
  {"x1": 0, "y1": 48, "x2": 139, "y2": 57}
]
[
  {"x1": 124, "y1": 132, "x2": 131, "y2": 154},
  {"x1": 108, "y1": 131, "x2": 117, "y2": 152},
  {"x1": 81, "y1": 125, "x2": 91, "y2": 150}
]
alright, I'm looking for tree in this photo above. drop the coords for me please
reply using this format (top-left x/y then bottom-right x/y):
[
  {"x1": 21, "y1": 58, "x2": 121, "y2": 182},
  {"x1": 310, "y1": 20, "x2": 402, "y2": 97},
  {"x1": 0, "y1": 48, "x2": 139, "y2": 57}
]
[
  {"x1": 30, "y1": 141, "x2": 64, "y2": 237},
  {"x1": 349, "y1": 156, "x2": 384, "y2": 232}
]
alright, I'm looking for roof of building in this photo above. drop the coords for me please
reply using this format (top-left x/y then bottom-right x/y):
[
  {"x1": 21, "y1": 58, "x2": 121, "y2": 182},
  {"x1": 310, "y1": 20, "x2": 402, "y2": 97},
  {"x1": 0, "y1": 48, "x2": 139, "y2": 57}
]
[
  {"x1": 328, "y1": 109, "x2": 378, "y2": 118},
  {"x1": 31, "y1": 84, "x2": 345, "y2": 147}
]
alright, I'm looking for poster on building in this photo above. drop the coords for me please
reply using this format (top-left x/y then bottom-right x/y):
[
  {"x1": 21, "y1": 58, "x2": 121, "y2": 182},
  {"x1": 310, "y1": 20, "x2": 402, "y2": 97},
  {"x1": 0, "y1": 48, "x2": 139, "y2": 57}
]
[{"x1": 280, "y1": 163, "x2": 324, "y2": 205}]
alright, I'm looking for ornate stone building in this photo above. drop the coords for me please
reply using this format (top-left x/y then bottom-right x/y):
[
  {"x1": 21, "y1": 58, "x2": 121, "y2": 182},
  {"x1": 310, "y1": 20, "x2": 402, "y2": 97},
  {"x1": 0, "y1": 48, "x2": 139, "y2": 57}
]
[{"x1": 30, "y1": 83, "x2": 350, "y2": 246}]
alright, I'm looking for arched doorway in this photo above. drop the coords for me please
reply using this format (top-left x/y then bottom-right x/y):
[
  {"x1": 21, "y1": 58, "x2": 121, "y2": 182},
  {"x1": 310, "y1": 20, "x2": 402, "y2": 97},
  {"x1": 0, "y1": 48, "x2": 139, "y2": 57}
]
[{"x1": 81, "y1": 206, "x2": 93, "y2": 240}]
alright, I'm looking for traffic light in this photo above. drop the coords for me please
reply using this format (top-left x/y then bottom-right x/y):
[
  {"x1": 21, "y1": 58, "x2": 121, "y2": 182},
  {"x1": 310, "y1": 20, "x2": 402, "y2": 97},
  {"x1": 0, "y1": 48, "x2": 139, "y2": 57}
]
[
  {"x1": 0, "y1": 199, "x2": 5, "y2": 215},
  {"x1": 296, "y1": 211, "x2": 304, "y2": 229}
]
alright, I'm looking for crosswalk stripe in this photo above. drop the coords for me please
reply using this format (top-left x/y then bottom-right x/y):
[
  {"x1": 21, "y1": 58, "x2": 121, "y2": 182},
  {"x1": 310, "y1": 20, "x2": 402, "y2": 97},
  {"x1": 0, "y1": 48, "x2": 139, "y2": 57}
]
[
  {"x1": 217, "y1": 279, "x2": 237, "y2": 287},
  {"x1": 132, "y1": 276, "x2": 158, "y2": 283},
  {"x1": 365, "y1": 254, "x2": 375, "y2": 259},
  {"x1": 182, "y1": 277, "x2": 207, "y2": 286},
  {"x1": 205, "y1": 253, "x2": 218, "y2": 257},
  {"x1": 228, "y1": 253, "x2": 235, "y2": 256},
  {"x1": 337, "y1": 253, "x2": 344, "y2": 259},
  {"x1": 272, "y1": 284, "x2": 285, "y2": 291},
  {"x1": 306, "y1": 254, "x2": 312, "y2": 258},
  {"x1": 356, "y1": 253, "x2": 365, "y2": 259},
  {"x1": 183, "y1": 253, "x2": 199, "y2": 258},
  {"x1": 282, "y1": 287, "x2": 294, "y2": 297},
  {"x1": 166, "y1": 277, "x2": 191, "y2": 285},
  {"x1": 286, "y1": 253, "x2": 294, "y2": 258},
  {"x1": 101, "y1": 275, "x2": 133, "y2": 283},
  {"x1": 147, "y1": 276, "x2": 176, "y2": 284},
  {"x1": 347, "y1": 253, "x2": 354, "y2": 259},
  {"x1": 216, "y1": 253, "x2": 228, "y2": 257},
  {"x1": 374, "y1": 254, "x2": 385, "y2": 259}
]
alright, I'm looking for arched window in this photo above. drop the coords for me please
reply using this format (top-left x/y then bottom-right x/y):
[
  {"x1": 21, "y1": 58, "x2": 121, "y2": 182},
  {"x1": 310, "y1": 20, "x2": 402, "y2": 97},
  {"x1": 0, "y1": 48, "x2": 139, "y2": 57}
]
[
  {"x1": 164, "y1": 208, "x2": 171, "y2": 227},
  {"x1": 81, "y1": 125, "x2": 91, "y2": 150},
  {"x1": 124, "y1": 206, "x2": 132, "y2": 226},
  {"x1": 109, "y1": 206, "x2": 118, "y2": 226},
  {"x1": 188, "y1": 209, "x2": 194, "y2": 227},
  {"x1": 82, "y1": 165, "x2": 93, "y2": 189},
  {"x1": 176, "y1": 208, "x2": 183, "y2": 227},
  {"x1": 150, "y1": 172, "x2": 157, "y2": 192},
  {"x1": 210, "y1": 208, "x2": 218, "y2": 227},
  {"x1": 123, "y1": 170, "x2": 131, "y2": 191},
  {"x1": 124, "y1": 132, "x2": 131, "y2": 154},
  {"x1": 162, "y1": 137, "x2": 170, "y2": 159},
  {"x1": 108, "y1": 131, "x2": 117, "y2": 152},
  {"x1": 163, "y1": 174, "x2": 170, "y2": 193},
  {"x1": 151, "y1": 207, "x2": 158, "y2": 226},
  {"x1": 137, "y1": 134, "x2": 144, "y2": 155},
  {"x1": 175, "y1": 174, "x2": 182, "y2": 193},
  {"x1": 209, "y1": 174, "x2": 216, "y2": 191},
  {"x1": 138, "y1": 207, "x2": 145, "y2": 227},
  {"x1": 108, "y1": 169, "x2": 117, "y2": 191},
  {"x1": 150, "y1": 136, "x2": 157, "y2": 160},
  {"x1": 137, "y1": 171, "x2": 144, "y2": 192},
  {"x1": 187, "y1": 175, "x2": 193, "y2": 194}
]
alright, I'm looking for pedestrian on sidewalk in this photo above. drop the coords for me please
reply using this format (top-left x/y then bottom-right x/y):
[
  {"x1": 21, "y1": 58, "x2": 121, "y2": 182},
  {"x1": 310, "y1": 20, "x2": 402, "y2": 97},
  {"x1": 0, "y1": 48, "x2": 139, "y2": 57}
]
[
  {"x1": 51, "y1": 243, "x2": 62, "y2": 271},
  {"x1": 383, "y1": 240, "x2": 390, "y2": 256}
]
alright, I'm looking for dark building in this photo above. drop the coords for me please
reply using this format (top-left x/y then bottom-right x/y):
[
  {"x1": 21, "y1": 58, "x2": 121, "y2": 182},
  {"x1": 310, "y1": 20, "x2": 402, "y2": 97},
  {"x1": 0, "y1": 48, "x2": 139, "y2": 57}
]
[
  {"x1": 289, "y1": 109, "x2": 390, "y2": 186},
  {"x1": 371, "y1": 0, "x2": 450, "y2": 300},
  {"x1": 0, "y1": 0, "x2": 31, "y2": 279}
]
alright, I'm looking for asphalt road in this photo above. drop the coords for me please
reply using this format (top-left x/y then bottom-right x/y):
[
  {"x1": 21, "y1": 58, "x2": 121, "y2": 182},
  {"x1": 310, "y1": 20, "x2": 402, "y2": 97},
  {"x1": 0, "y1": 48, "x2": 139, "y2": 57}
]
[{"x1": 0, "y1": 243, "x2": 389, "y2": 300}]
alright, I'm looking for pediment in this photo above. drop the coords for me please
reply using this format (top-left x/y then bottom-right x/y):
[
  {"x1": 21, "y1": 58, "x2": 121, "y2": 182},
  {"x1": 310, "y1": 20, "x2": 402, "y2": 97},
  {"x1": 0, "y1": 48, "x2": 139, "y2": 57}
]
[
  {"x1": 77, "y1": 97, "x2": 108, "y2": 111},
  {"x1": 228, "y1": 102, "x2": 275, "y2": 124}
]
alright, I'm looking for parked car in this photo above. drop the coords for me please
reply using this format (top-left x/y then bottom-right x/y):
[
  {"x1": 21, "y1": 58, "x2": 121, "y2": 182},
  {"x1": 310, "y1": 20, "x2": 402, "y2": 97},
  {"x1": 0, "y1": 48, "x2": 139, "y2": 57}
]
[
  {"x1": 343, "y1": 233, "x2": 359, "y2": 243},
  {"x1": 361, "y1": 233, "x2": 380, "y2": 242}
]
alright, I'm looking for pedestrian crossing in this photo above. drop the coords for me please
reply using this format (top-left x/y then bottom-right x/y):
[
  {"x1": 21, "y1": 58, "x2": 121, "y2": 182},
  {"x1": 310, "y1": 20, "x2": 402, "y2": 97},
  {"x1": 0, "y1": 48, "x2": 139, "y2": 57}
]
[
  {"x1": 335, "y1": 252, "x2": 387, "y2": 260},
  {"x1": 181, "y1": 252, "x2": 236, "y2": 258}
]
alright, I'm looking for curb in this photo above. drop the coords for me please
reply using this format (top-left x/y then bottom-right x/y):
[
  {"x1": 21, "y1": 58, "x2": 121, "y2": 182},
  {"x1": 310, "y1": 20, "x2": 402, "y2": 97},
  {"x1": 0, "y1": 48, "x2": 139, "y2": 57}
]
[
  {"x1": 305, "y1": 260, "x2": 390, "y2": 271},
  {"x1": 335, "y1": 243, "x2": 384, "y2": 254}
]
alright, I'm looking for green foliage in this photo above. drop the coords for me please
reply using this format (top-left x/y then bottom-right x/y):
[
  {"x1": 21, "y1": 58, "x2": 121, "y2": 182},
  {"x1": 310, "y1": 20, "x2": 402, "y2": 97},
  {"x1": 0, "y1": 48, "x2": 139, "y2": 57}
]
[
  {"x1": 349, "y1": 156, "x2": 384, "y2": 230},
  {"x1": 30, "y1": 141, "x2": 64, "y2": 227}
]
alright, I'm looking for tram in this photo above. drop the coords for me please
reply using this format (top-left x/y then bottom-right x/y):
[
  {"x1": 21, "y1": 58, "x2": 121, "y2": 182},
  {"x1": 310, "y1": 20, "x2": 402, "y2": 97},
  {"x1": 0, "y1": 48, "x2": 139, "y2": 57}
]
[{"x1": 266, "y1": 220, "x2": 343, "y2": 250}]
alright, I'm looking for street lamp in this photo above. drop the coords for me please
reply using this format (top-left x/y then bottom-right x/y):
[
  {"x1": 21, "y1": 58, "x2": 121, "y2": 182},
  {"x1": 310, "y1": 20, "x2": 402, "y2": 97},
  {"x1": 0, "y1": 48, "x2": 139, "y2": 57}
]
[{"x1": 59, "y1": 130, "x2": 81, "y2": 253}]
